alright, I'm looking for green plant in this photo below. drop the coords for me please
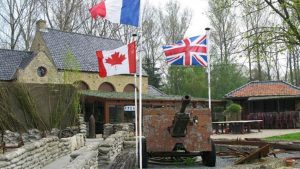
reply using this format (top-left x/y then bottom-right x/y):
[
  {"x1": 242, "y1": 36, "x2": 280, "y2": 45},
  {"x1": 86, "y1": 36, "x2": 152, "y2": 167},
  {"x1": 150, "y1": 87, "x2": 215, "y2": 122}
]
[
  {"x1": 0, "y1": 86, "x2": 24, "y2": 132},
  {"x1": 225, "y1": 103, "x2": 242, "y2": 114},
  {"x1": 184, "y1": 157, "x2": 196, "y2": 166},
  {"x1": 49, "y1": 84, "x2": 80, "y2": 129},
  {"x1": 11, "y1": 83, "x2": 48, "y2": 131},
  {"x1": 48, "y1": 48, "x2": 81, "y2": 130},
  {"x1": 224, "y1": 103, "x2": 242, "y2": 121}
]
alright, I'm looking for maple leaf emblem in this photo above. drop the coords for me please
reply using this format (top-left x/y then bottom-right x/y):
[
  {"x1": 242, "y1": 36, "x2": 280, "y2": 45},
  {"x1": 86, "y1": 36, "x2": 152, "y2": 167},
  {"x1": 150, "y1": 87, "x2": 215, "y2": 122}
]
[{"x1": 105, "y1": 52, "x2": 126, "y2": 66}]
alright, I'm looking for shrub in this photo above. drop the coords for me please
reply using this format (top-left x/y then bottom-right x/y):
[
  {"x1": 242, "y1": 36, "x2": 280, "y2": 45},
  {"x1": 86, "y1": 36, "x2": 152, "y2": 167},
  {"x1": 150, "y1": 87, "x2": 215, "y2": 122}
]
[{"x1": 225, "y1": 103, "x2": 242, "y2": 114}]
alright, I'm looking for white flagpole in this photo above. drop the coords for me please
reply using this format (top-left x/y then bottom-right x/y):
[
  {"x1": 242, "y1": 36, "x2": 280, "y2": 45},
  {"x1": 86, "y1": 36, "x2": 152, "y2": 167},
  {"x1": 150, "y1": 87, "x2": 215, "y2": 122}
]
[
  {"x1": 138, "y1": 1, "x2": 144, "y2": 168},
  {"x1": 132, "y1": 34, "x2": 138, "y2": 166},
  {"x1": 205, "y1": 28, "x2": 211, "y2": 110},
  {"x1": 138, "y1": 39, "x2": 143, "y2": 169}
]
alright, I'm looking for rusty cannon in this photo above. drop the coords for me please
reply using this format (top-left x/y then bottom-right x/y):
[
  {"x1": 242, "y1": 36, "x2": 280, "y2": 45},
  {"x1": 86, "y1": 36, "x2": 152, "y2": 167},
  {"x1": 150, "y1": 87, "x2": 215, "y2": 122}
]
[{"x1": 140, "y1": 95, "x2": 216, "y2": 168}]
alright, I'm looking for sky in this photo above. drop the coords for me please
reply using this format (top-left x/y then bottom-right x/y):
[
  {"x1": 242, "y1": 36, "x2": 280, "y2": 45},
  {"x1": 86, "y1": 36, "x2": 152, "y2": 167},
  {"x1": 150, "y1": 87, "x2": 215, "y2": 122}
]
[{"x1": 150, "y1": 0, "x2": 210, "y2": 37}]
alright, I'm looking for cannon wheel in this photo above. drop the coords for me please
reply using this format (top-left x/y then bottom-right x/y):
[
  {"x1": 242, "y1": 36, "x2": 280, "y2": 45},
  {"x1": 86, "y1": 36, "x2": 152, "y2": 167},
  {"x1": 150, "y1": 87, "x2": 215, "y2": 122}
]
[
  {"x1": 138, "y1": 137, "x2": 148, "y2": 168},
  {"x1": 201, "y1": 141, "x2": 216, "y2": 167}
]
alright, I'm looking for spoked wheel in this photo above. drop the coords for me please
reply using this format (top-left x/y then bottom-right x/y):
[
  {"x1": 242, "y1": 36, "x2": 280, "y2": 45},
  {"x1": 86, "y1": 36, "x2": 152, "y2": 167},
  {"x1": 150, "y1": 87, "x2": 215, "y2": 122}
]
[
  {"x1": 201, "y1": 141, "x2": 216, "y2": 167},
  {"x1": 138, "y1": 137, "x2": 148, "y2": 168}
]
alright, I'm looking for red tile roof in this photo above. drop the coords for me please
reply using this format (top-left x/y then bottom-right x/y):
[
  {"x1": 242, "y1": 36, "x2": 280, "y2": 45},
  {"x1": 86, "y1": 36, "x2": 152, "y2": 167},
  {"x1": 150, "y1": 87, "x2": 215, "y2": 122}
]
[{"x1": 225, "y1": 81, "x2": 300, "y2": 98}]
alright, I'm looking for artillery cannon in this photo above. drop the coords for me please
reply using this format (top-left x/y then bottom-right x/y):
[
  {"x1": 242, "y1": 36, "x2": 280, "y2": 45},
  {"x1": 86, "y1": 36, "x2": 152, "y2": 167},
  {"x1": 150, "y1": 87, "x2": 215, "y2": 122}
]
[
  {"x1": 170, "y1": 95, "x2": 192, "y2": 137},
  {"x1": 141, "y1": 95, "x2": 216, "y2": 168}
]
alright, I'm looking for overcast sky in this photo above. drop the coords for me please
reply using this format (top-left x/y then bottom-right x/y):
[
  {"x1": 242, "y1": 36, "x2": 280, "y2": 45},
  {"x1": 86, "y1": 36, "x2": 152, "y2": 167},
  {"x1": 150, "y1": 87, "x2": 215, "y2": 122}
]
[{"x1": 150, "y1": 0, "x2": 210, "y2": 37}]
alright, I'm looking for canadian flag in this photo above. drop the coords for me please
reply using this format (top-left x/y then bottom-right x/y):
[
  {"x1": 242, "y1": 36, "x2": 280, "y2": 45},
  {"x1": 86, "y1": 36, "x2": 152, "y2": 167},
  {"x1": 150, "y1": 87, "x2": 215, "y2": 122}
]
[{"x1": 96, "y1": 41, "x2": 136, "y2": 77}]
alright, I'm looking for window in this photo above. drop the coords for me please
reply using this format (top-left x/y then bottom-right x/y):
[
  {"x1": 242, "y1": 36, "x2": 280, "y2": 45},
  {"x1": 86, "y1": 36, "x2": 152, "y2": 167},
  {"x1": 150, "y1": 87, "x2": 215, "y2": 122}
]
[
  {"x1": 124, "y1": 111, "x2": 135, "y2": 123},
  {"x1": 123, "y1": 84, "x2": 136, "y2": 93},
  {"x1": 109, "y1": 105, "x2": 123, "y2": 123},
  {"x1": 37, "y1": 66, "x2": 47, "y2": 77},
  {"x1": 98, "y1": 82, "x2": 115, "y2": 92},
  {"x1": 124, "y1": 105, "x2": 135, "y2": 123}
]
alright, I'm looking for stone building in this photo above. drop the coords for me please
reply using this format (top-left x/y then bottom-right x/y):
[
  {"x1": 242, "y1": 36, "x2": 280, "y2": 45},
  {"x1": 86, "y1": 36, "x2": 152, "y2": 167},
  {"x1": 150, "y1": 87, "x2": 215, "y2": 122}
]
[
  {"x1": 0, "y1": 20, "x2": 223, "y2": 134},
  {"x1": 0, "y1": 20, "x2": 148, "y2": 92}
]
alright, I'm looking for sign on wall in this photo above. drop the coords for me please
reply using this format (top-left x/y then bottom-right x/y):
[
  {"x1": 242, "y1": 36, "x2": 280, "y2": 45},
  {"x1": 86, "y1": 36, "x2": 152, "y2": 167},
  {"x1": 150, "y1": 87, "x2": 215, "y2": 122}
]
[{"x1": 124, "y1": 105, "x2": 135, "y2": 111}]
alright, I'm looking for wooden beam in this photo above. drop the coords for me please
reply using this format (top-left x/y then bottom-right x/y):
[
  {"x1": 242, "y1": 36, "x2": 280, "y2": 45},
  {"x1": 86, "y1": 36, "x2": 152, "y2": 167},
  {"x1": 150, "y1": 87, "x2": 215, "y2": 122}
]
[{"x1": 235, "y1": 144, "x2": 270, "y2": 165}]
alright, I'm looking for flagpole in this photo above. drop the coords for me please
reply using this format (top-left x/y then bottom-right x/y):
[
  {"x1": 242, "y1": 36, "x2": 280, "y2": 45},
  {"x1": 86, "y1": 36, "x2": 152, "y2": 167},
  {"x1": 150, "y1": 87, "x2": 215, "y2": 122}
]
[
  {"x1": 132, "y1": 34, "x2": 138, "y2": 166},
  {"x1": 138, "y1": 37, "x2": 143, "y2": 169},
  {"x1": 205, "y1": 28, "x2": 211, "y2": 110},
  {"x1": 138, "y1": 1, "x2": 144, "y2": 168}
]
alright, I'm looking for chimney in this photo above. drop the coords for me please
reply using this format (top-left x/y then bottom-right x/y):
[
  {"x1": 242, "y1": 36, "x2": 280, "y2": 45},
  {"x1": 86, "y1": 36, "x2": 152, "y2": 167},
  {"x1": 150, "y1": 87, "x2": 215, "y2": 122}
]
[{"x1": 36, "y1": 19, "x2": 46, "y2": 31}]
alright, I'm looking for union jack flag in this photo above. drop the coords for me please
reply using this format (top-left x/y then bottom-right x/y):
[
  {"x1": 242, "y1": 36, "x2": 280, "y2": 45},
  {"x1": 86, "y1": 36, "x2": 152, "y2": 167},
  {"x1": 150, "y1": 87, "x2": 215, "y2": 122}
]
[{"x1": 162, "y1": 35, "x2": 208, "y2": 67}]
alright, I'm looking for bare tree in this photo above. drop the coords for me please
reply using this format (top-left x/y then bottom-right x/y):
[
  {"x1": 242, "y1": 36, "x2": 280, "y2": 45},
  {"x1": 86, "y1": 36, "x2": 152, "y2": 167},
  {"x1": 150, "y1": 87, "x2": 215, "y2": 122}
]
[
  {"x1": 209, "y1": 0, "x2": 239, "y2": 64},
  {"x1": 264, "y1": 0, "x2": 300, "y2": 45},
  {"x1": 19, "y1": 0, "x2": 40, "y2": 50},
  {"x1": 39, "y1": 0, "x2": 83, "y2": 32},
  {"x1": 159, "y1": 0, "x2": 192, "y2": 44},
  {"x1": 159, "y1": 0, "x2": 193, "y2": 95},
  {"x1": 141, "y1": 3, "x2": 163, "y2": 88},
  {"x1": 0, "y1": 0, "x2": 31, "y2": 50}
]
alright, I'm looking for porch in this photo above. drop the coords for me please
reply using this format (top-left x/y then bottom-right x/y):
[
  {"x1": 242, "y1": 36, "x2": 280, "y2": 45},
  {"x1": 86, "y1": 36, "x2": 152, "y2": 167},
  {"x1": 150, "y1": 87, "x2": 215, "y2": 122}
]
[
  {"x1": 246, "y1": 111, "x2": 300, "y2": 129},
  {"x1": 234, "y1": 96, "x2": 300, "y2": 129}
]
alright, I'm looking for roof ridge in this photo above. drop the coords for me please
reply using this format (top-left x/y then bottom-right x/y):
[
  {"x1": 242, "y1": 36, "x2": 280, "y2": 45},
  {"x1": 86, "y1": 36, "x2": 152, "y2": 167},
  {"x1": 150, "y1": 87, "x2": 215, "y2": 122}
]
[
  {"x1": 44, "y1": 28, "x2": 122, "y2": 42},
  {"x1": 281, "y1": 80, "x2": 300, "y2": 90},
  {"x1": 224, "y1": 81, "x2": 253, "y2": 98},
  {"x1": 225, "y1": 80, "x2": 300, "y2": 98},
  {"x1": 252, "y1": 80, "x2": 300, "y2": 90}
]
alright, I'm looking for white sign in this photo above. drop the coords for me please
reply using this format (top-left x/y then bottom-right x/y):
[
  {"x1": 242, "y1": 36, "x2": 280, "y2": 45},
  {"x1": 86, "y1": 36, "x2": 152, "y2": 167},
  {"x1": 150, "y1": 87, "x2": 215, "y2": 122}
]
[{"x1": 124, "y1": 106, "x2": 135, "y2": 111}]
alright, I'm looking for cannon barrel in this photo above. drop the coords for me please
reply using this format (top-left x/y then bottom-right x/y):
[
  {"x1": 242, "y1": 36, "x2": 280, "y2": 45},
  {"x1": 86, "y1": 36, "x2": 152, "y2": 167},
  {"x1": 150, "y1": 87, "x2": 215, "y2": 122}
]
[
  {"x1": 179, "y1": 95, "x2": 191, "y2": 113},
  {"x1": 170, "y1": 95, "x2": 191, "y2": 137}
]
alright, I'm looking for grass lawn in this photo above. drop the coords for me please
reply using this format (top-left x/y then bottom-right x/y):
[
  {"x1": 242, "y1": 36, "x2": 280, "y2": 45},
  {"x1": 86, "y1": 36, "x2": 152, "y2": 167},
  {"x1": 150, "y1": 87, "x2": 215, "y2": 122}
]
[{"x1": 264, "y1": 132, "x2": 300, "y2": 141}]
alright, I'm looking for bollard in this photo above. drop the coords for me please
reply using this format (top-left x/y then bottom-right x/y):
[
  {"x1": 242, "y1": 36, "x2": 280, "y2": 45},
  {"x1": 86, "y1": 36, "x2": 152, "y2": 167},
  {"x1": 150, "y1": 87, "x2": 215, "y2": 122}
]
[{"x1": 89, "y1": 114, "x2": 96, "y2": 138}]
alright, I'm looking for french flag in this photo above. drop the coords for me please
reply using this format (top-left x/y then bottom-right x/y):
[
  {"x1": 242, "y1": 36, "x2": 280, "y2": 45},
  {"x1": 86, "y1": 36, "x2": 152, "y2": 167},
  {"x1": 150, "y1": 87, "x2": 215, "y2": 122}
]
[{"x1": 89, "y1": 0, "x2": 141, "y2": 27}]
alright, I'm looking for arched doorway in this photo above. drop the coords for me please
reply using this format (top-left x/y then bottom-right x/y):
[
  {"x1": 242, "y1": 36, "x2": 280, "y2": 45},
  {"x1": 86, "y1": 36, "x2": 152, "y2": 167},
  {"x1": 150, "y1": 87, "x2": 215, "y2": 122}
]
[
  {"x1": 123, "y1": 84, "x2": 137, "y2": 93},
  {"x1": 98, "y1": 82, "x2": 115, "y2": 92},
  {"x1": 73, "y1": 81, "x2": 89, "y2": 90}
]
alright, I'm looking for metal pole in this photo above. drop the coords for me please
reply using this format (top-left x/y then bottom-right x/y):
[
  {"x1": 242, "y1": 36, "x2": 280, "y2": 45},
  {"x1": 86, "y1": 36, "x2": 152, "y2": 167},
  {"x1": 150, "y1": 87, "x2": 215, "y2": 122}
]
[
  {"x1": 132, "y1": 34, "x2": 138, "y2": 166},
  {"x1": 138, "y1": 34, "x2": 143, "y2": 169},
  {"x1": 205, "y1": 28, "x2": 211, "y2": 110},
  {"x1": 138, "y1": 1, "x2": 144, "y2": 168}
]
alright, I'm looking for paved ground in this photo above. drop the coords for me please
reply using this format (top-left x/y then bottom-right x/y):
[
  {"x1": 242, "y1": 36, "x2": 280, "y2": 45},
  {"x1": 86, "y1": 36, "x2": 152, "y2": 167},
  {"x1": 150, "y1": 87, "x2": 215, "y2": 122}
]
[
  {"x1": 211, "y1": 129, "x2": 300, "y2": 140},
  {"x1": 42, "y1": 137, "x2": 103, "y2": 169}
]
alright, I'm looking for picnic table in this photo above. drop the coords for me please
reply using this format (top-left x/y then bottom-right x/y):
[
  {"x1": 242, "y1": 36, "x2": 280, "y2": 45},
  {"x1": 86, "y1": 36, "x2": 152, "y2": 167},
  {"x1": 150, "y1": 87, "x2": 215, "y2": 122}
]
[{"x1": 212, "y1": 120, "x2": 263, "y2": 134}]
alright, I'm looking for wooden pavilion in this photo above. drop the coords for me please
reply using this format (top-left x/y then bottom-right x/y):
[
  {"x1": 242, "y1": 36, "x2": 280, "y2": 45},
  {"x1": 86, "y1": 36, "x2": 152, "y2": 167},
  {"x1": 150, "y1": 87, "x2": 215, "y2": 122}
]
[{"x1": 225, "y1": 81, "x2": 300, "y2": 129}]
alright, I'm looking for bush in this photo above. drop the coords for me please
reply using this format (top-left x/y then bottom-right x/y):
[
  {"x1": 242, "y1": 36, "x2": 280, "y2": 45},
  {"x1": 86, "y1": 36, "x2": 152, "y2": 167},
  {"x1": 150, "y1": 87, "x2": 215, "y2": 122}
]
[{"x1": 225, "y1": 103, "x2": 242, "y2": 114}]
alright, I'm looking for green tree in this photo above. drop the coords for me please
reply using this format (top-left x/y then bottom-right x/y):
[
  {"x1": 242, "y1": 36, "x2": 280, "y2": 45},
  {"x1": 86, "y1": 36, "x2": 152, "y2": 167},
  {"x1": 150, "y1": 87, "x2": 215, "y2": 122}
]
[
  {"x1": 264, "y1": 0, "x2": 300, "y2": 46},
  {"x1": 163, "y1": 67, "x2": 208, "y2": 98},
  {"x1": 211, "y1": 63, "x2": 248, "y2": 99},
  {"x1": 159, "y1": 0, "x2": 198, "y2": 96}
]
